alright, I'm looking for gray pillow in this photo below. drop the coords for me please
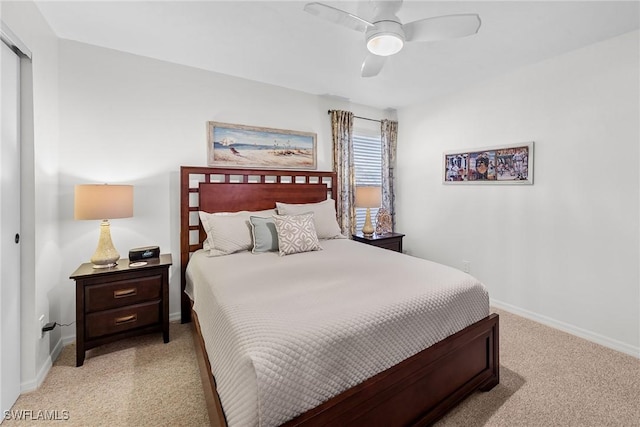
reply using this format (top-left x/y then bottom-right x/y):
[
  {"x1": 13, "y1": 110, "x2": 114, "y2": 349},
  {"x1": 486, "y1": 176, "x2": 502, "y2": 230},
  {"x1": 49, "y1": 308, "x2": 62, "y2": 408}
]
[{"x1": 249, "y1": 216, "x2": 279, "y2": 253}]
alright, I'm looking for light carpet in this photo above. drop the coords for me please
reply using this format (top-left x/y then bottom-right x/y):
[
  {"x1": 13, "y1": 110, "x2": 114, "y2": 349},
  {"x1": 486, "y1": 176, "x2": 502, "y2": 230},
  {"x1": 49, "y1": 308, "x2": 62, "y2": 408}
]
[
  {"x1": 4, "y1": 310, "x2": 639, "y2": 426},
  {"x1": 4, "y1": 322, "x2": 209, "y2": 426},
  {"x1": 437, "y1": 309, "x2": 639, "y2": 427}
]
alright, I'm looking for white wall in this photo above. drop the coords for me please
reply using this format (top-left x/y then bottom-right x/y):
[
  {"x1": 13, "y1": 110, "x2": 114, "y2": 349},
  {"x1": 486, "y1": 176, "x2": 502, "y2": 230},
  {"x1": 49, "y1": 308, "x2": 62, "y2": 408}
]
[
  {"x1": 56, "y1": 40, "x2": 390, "y2": 340},
  {"x1": 396, "y1": 30, "x2": 640, "y2": 356},
  {"x1": 1, "y1": 1, "x2": 61, "y2": 389}
]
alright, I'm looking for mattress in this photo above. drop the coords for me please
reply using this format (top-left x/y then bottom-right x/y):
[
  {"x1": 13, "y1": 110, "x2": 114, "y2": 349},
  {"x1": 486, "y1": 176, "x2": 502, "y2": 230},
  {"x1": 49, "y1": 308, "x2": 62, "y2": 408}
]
[{"x1": 185, "y1": 238, "x2": 489, "y2": 427}]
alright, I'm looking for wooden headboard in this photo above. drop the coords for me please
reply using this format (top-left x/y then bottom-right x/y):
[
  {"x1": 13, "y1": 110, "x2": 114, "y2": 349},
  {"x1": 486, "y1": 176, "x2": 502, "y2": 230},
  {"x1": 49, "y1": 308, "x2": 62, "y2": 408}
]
[{"x1": 180, "y1": 166, "x2": 337, "y2": 322}]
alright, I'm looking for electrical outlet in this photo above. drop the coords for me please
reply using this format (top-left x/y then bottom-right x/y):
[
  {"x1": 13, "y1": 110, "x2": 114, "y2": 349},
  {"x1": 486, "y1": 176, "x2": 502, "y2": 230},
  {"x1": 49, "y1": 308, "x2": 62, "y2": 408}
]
[
  {"x1": 39, "y1": 315, "x2": 45, "y2": 339},
  {"x1": 462, "y1": 261, "x2": 471, "y2": 273}
]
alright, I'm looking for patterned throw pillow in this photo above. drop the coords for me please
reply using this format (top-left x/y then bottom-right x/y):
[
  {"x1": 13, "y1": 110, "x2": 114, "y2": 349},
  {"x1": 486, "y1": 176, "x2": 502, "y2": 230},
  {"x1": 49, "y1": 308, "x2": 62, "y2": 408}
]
[{"x1": 273, "y1": 213, "x2": 322, "y2": 256}]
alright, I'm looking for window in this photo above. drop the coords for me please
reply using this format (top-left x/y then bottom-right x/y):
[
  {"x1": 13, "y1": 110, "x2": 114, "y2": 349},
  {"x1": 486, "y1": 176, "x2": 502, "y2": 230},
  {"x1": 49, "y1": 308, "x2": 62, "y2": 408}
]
[{"x1": 353, "y1": 131, "x2": 382, "y2": 231}]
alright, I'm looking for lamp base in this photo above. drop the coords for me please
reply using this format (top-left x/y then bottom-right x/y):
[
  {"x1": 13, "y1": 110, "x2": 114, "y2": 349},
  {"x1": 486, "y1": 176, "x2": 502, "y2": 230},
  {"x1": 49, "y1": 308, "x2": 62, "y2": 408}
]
[
  {"x1": 361, "y1": 207, "x2": 375, "y2": 237},
  {"x1": 90, "y1": 220, "x2": 120, "y2": 268},
  {"x1": 92, "y1": 262, "x2": 117, "y2": 269}
]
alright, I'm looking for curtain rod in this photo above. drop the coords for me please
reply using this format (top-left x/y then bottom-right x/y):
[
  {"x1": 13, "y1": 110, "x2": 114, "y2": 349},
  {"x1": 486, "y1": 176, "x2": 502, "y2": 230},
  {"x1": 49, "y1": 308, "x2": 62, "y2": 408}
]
[{"x1": 327, "y1": 110, "x2": 381, "y2": 123}]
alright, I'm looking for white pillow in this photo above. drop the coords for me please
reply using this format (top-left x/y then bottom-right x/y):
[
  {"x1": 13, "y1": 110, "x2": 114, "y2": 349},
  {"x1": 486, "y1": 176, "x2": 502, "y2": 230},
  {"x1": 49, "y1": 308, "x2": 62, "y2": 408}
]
[
  {"x1": 273, "y1": 213, "x2": 322, "y2": 256},
  {"x1": 275, "y1": 199, "x2": 344, "y2": 240},
  {"x1": 199, "y1": 209, "x2": 277, "y2": 256}
]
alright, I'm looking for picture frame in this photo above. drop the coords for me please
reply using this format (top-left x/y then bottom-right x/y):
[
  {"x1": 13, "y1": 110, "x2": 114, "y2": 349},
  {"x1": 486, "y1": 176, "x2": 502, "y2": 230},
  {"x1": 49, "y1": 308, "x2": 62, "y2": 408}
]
[
  {"x1": 443, "y1": 142, "x2": 534, "y2": 185},
  {"x1": 207, "y1": 121, "x2": 317, "y2": 169}
]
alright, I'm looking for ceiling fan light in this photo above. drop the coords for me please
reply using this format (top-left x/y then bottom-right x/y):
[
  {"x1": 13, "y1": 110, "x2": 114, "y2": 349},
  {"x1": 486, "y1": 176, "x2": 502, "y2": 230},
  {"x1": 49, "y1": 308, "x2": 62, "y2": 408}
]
[
  {"x1": 367, "y1": 33, "x2": 404, "y2": 56},
  {"x1": 365, "y1": 20, "x2": 405, "y2": 56}
]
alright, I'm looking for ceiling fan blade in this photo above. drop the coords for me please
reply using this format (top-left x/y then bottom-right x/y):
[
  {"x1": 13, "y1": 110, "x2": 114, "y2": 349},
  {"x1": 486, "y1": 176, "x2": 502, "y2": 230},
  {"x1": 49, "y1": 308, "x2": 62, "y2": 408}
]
[
  {"x1": 403, "y1": 14, "x2": 481, "y2": 42},
  {"x1": 304, "y1": 2, "x2": 374, "y2": 33},
  {"x1": 361, "y1": 54, "x2": 387, "y2": 78}
]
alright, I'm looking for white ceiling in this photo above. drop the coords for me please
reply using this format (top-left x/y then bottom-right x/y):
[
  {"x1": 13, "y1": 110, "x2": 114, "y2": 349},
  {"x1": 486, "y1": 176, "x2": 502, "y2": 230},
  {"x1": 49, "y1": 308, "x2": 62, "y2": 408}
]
[{"x1": 35, "y1": 1, "x2": 640, "y2": 109}]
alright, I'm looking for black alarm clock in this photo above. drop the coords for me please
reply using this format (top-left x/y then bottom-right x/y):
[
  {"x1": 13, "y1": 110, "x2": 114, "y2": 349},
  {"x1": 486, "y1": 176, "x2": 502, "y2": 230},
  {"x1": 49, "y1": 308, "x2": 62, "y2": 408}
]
[{"x1": 129, "y1": 246, "x2": 160, "y2": 262}]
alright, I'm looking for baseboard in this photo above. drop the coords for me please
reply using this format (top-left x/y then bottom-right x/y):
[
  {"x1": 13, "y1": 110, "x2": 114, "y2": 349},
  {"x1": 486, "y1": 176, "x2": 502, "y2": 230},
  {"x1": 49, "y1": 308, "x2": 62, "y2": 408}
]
[
  {"x1": 20, "y1": 355, "x2": 50, "y2": 393},
  {"x1": 51, "y1": 335, "x2": 65, "y2": 362},
  {"x1": 20, "y1": 360, "x2": 49, "y2": 392},
  {"x1": 169, "y1": 311, "x2": 181, "y2": 322},
  {"x1": 62, "y1": 333, "x2": 75, "y2": 346},
  {"x1": 20, "y1": 334, "x2": 67, "y2": 393},
  {"x1": 491, "y1": 299, "x2": 640, "y2": 358}
]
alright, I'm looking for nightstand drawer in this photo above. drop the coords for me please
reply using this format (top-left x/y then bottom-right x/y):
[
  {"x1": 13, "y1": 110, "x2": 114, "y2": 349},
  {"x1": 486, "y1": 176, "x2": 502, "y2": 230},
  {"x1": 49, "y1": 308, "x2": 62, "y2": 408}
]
[
  {"x1": 85, "y1": 301, "x2": 160, "y2": 339},
  {"x1": 85, "y1": 275, "x2": 162, "y2": 312}
]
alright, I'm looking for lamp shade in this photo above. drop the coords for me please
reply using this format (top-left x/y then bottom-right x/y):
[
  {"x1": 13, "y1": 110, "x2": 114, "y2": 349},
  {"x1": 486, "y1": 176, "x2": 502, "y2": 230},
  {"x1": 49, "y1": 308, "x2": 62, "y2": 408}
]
[
  {"x1": 74, "y1": 184, "x2": 133, "y2": 220},
  {"x1": 355, "y1": 186, "x2": 382, "y2": 208}
]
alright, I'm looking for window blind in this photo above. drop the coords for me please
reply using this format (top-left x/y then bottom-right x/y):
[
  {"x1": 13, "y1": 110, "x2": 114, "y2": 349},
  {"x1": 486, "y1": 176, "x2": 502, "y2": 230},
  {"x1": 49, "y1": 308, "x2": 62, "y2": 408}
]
[{"x1": 353, "y1": 132, "x2": 382, "y2": 231}]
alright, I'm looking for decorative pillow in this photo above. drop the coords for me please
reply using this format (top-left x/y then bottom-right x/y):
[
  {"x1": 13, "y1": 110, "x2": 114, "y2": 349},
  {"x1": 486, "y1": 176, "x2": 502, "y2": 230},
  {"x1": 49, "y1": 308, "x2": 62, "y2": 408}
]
[
  {"x1": 273, "y1": 213, "x2": 322, "y2": 256},
  {"x1": 249, "y1": 216, "x2": 279, "y2": 253},
  {"x1": 275, "y1": 199, "x2": 344, "y2": 240},
  {"x1": 199, "y1": 209, "x2": 276, "y2": 256}
]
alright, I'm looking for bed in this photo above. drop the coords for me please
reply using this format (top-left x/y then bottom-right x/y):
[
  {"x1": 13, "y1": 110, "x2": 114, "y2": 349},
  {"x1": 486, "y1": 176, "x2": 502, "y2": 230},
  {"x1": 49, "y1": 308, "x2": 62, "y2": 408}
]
[{"x1": 180, "y1": 166, "x2": 499, "y2": 427}]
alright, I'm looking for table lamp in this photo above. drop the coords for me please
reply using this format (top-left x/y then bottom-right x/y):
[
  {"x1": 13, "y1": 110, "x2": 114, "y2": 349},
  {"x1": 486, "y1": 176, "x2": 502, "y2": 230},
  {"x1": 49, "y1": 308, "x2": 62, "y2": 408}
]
[
  {"x1": 355, "y1": 186, "x2": 381, "y2": 237},
  {"x1": 74, "y1": 184, "x2": 133, "y2": 268}
]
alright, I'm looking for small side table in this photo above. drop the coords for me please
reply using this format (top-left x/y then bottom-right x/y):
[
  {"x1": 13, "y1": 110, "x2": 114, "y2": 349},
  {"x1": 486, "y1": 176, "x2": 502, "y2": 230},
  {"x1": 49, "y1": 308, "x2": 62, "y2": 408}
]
[
  {"x1": 70, "y1": 254, "x2": 172, "y2": 367},
  {"x1": 352, "y1": 232, "x2": 405, "y2": 253}
]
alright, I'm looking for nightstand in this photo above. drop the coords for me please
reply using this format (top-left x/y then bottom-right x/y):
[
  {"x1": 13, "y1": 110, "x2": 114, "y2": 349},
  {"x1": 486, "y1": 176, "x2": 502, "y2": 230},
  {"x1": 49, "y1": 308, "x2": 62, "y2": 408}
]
[
  {"x1": 352, "y1": 232, "x2": 405, "y2": 253},
  {"x1": 70, "y1": 254, "x2": 172, "y2": 367}
]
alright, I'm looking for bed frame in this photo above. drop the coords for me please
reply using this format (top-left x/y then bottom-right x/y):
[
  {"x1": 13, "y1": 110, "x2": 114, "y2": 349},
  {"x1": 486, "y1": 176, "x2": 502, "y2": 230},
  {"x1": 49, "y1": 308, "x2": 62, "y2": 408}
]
[{"x1": 180, "y1": 166, "x2": 499, "y2": 427}]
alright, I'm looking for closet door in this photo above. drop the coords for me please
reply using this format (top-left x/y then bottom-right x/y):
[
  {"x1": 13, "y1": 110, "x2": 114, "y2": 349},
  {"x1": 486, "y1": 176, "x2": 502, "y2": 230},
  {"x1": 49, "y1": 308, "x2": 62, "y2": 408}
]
[{"x1": 0, "y1": 40, "x2": 21, "y2": 417}]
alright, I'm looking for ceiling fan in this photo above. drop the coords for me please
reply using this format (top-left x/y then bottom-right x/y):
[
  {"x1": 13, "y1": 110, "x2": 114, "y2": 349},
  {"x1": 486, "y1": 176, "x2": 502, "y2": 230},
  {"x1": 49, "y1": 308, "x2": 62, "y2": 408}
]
[{"x1": 304, "y1": 0, "x2": 481, "y2": 77}]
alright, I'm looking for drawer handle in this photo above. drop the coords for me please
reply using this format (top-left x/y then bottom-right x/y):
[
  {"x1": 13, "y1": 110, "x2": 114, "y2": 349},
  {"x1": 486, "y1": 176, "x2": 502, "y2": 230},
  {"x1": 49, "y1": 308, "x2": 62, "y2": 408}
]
[
  {"x1": 114, "y1": 288, "x2": 137, "y2": 298},
  {"x1": 114, "y1": 314, "x2": 137, "y2": 325}
]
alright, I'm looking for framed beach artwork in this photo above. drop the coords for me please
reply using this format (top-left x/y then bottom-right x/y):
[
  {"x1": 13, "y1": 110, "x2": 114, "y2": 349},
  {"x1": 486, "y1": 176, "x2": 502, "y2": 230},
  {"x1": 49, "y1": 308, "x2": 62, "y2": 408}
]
[
  {"x1": 443, "y1": 142, "x2": 534, "y2": 185},
  {"x1": 207, "y1": 121, "x2": 317, "y2": 169}
]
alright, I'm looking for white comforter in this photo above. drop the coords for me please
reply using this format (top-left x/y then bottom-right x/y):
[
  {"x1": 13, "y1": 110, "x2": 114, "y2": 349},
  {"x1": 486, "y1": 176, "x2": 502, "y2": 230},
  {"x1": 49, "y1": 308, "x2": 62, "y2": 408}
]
[{"x1": 186, "y1": 239, "x2": 489, "y2": 427}]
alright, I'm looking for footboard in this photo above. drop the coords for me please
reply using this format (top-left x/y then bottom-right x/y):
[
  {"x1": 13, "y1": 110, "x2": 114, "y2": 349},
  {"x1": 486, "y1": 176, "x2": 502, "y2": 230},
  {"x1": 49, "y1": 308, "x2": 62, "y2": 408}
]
[
  {"x1": 191, "y1": 308, "x2": 227, "y2": 427},
  {"x1": 192, "y1": 311, "x2": 499, "y2": 427},
  {"x1": 283, "y1": 313, "x2": 499, "y2": 426}
]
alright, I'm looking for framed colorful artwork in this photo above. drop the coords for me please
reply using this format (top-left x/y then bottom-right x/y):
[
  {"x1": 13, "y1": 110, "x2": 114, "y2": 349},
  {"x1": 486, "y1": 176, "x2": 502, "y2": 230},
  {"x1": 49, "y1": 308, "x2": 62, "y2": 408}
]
[
  {"x1": 443, "y1": 142, "x2": 534, "y2": 185},
  {"x1": 207, "y1": 121, "x2": 317, "y2": 169}
]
